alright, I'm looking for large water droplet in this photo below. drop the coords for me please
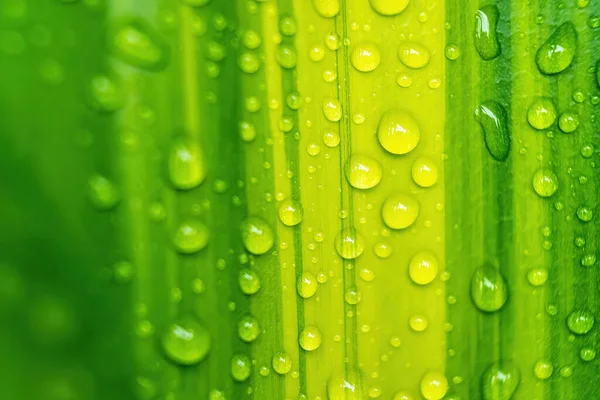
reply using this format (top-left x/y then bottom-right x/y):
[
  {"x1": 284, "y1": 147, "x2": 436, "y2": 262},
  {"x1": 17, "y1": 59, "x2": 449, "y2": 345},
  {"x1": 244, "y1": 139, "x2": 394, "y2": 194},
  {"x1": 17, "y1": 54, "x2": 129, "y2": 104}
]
[
  {"x1": 482, "y1": 361, "x2": 520, "y2": 400},
  {"x1": 377, "y1": 110, "x2": 421, "y2": 155},
  {"x1": 535, "y1": 22, "x2": 576, "y2": 75},
  {"x1": 474, "y1": 5, "x2": 501, "y2": 60},
  {"x1": 335, "y1": 228, "x2": 365, "y2": 259},
  {"x1": 351, "y1": 43, "x2": 381, "y2": 72},
  {"x1": 369, "y1": 0, "x2": 409, "y2": 16},
  {"x1": 567, "y1": 310, "x2": 594, "y2": 334},
  {"x1": 532, "y1": 168, "x2": 558, "y2": 197},
  {"x1": 420, "y1": 371, "x2": 448, "y2": 400},
  {"x1": 111, "y1": 18, "x2": 170, "y2": 70},
  {"x1": 382, "y1": 193, "x2": 419, "y2": 230},
  {"x1": 168, "y1": 137, "x2": 207, "y2": 190},
  {"x1": 475, "y1": 101, "x2": 510, "y2": 161},
  {"x1": 162, "y1": 316, "x2": 210, "y2": 365},
  {"x1": 471, "y1": 264, "x2": 508, "y2": 312},
  {"x1": 173, "y1": 219, "x2": 209, "y2": 254},
  {"x1": 88, "y1": 174, "x2": 120, "y2": 211},
  {"x1": 231, "y1": 354, "x2": 252, "y2": 381},
  {"x1": 241, "y1": 217, "x2": 274, "y2": 255},
  {"x1": 398, "y1": 42, "x2": 431, "y2": 69},
  {"x1": 527, "y1": 97, "x2": 557, "y2": 130},
  {"x1": 345, "y1": 154, "x2": 383, "y2": 189},
  {"x1": 312, "y1": 0, "x2": 340, "y2": 17}
]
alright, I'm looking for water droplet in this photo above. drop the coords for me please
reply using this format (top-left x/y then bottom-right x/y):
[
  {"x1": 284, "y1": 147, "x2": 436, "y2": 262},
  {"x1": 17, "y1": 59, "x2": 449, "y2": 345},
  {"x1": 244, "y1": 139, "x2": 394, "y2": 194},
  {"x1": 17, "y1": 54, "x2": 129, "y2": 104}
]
[
  {"x1": 471, "y1": 264, "x2": 508, "y2": 312},
  {"x1": 420, "y1": 371, "x2": 448, "y2": 400},
  {"x1": 344, "y1": 287, "x2": 361, "y2": 304},
  {"x1": 581, "y1": 254, "x2": 596, "y2": 267},
  {"x1": 567, "y1": 310, "x2": 594, "y2": 334},
  {"x1": 325, "y1": 32, "x2": 340, "y2": 50},
  {"x1": 299, "y1": 326, "x2": 322, "y2": 351},
  {"x1": 409, "y1": 314, "x2": 428, "y2": 331},
  {"x1": 581, "y1": 144, "x2": 594, "y2": 158},
  {"x1": 277, "y1": 44, "x2": 297, "y2": 69},
  {"x1": 398, "y1": 42, "x2": 431, "y2": 69},
  {"x1": 374, "y1": 242, "x2": 392, "y2": 258},
  {"x1": 533, "y1": 360, "x2": 553, "y2": 380},
  {"x1": 241, "y1": 217, "x2": 274, "y2": 255},
  {"x1": 576, "y1": 206, "x2": 593, "y2": 222},
  {"x1": 345, "y1": 154, "x2": 383, "y2": 189},
  {"x1": 359, "y1": 268, "x2": 375, "y2": 282},
  {"x1": 238, "y1": 315, "x2": 260, "y2": 342},
  {"x1": 532, "y1": 168, "x2": 558, "y2": 197},
  {"x1": 535, "y1": 22, "x2": 576, "y2": 75},
  {"x1": 272, "y1": 352, "x2": 292, "y2": 374},
  {"x1": 242, "y1": 30, "x2": 261, "y2": 49},
  {"x1": 335, "y1": 228, "x2": 365, "y2": 259},
  {"x1": 239, "y1": 51, "x2": 261, "y2": 73},
  {"x1": 397, "y1": 73, "x2": 413, "y2": 87},
  {"x1": 173, "y1": 219, "x2": 209, "y2": 254},
  {"x1": 279, "y1": 15, "x2": 297, "y2": 36},
  {"x1": 208, "y1": 389, "x2": 225, "y2": 400},
  {"x1": 231, "y1": 354, "x2": 252, "y2": 382},
  {"x1": 527, "y1": 268, "x2": 548, "y2": 286},
  {"x1": 327, "y1": 371, "x2": 363, "y2": 399},
  {"x1": 113, "y1": 261, "x2": 134, "y2": 284},
  {"x1": 312, "y1": 0, "x2": 339, "y2": 17},
  {"x1": 482, "y1": 361, "x2": 520, "y2": 400},
  {"x1": 351, "y1": 43, "x2": 381, "y2": 72},
  {"x1": 323, "y1": 97, "x2": 342, "y2": 122},
  {"x1": 412, "y1": 157, "x2": 438, "y2": 187},
  {"x1": 474, "y1": 5, "x2": 501, "y2": 60},
  {"x1": 323, "y1": 131, "x2": 340, "y2": 147},
  {"x1": 168, "y1": 137, "x2": 207, "y2": 190},
  {"x1": 308, "y1": 45, "x2": 325, "y2": 62},
  {"x1": 297, "y1": 272, "x2": 318, "y2": 298},
  {"x1": 278, "y1": 199, "x2": 303, "y2": 226},
  {"x1": 527, "y1": 97, "x2": 557, "y2": 130},
  {"x1": 369, "y1": 0, "x2": 409, "y2": 16},
  {"x1": 382, "y1": 193, "x2": 419, "y2": 229},
  {"x1": 239, "y1": 269, "x2": 261, "y2": 295},
  {"x1": 393, "y1": 391, "x2": 414, "y2": 400},
  {"x1": 377, "y1": 110, "x2": 421, "y2": 154},
  {"x1": 286, "y1": 92, "x2": 303, "y2": 110},
  {"x1": 88, "y1": 174, "x2": 120, "y2": 211},
  {"x1": 558, "y1": 112, "x2": 579, "y2": 133},
  {"x1": 445, "y1": 44, "x2": 461, "y2": 60},
  {"x1": 475, "y1": 101, "x2": 510, "y2": 161},
  {"x1": 580, "y1": 347, "x2": 596, "y2": 361},
  {"x1": 409, "y1": 251, "x2": 439, "y2": 285},
  {"x1": 87, "y1": 75, "x2": 123, "y2": 112},
  {"x1": 111, "y1": 18, "x2": 170, "y2": 70},
  {"x1": 162, "y1": 316, "x2": 210, "y2": 365}
]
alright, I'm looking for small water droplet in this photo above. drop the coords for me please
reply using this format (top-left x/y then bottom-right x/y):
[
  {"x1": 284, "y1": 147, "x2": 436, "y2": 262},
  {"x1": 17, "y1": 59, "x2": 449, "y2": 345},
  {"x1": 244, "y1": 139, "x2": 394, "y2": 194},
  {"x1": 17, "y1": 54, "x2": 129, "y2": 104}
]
[
  {"x1": 420, "y1": 371, "x2": 448, "y2": 400},
  {"x1": 278, "y1": 199, "x2": 303, "y2": 226},
  {"x1": 111, "y1": 18, "x2": 170, "y2": 70},
  {"x1": 475, "y1": 101, "x2": 510, "y2": 161},
  {"x1": 445, "y1": 44, "x2": 461, "y2": 60},
  {"x1": 409, "y1": 314, "x2": 428, "y2": 332},
  {"x1": 299, "y1": 326, "x2": 322, "y2": 351},
  {"x1": 239, "y1": 269, "x2": 261, "y2": 295},
  {"x1": 580, "y1": 347, "x2": 596, "y2": 361},
  {"x1": 527, "y1": 268, "x2": 548, "y2": 286},
  {"x1": 238, "y1": 315, "x2": 260, "y2": 342},
  {"x1": 312, "y1": 0, "x2": 339, "y2": 17},
  {"x1": 335, "y1": 228, "x2": 365, "y2": 259},
  {"x1": 173, "y1": 219, "x2": 209, "y2": 254},
  {"x1": 369, "y1": 0, "x2": 409, "y2": 16},
  {"x1": 412, "y1": 157, "x2": 438, "y2": 187},
  {"x1": 533, "y1": 360, "x2": 553, "y2": 380},
  {"x1": 323, "y1": 97, "x2": 342, "y2": 122},
  {"x1": 344, "y1": 287, "x2": 361, "y2": 304},
  {"x1": 297, "y1": 272, "x2": 318, "y2": 299},
  {"x1": 87, "y1": 75, "x2": 123, "y2": 112},
  {"x1": 272, "y1": 352, "x2": 292, "y2": 374},
  {"x1": 345, "y1": 154, "x2": 382, "y2": 189},
  {"x1": 88, "y1": 174, "x2": 120, "y2": 211},
  {"x1": 567, "y1": 310, "x2": 594, "y2": 334},
  {"x1": 231, "y1": 354, "x2": 252, "y2": 382},
  {"x1": 558, "y1": 112, "x2": 579, "y2": 133},
  {"x1": 168, "y1": 137, "x2": 207, "y2": 190}
]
